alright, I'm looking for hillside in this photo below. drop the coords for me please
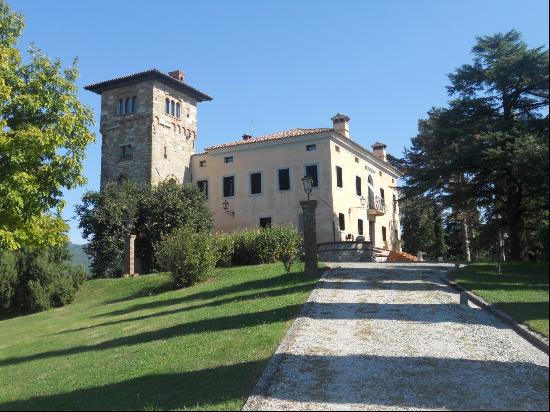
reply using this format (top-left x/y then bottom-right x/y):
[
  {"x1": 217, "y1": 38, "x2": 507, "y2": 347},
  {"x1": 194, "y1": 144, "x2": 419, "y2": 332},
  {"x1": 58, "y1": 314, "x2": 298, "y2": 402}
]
[
  {"x1": 68, "y1": 243, "x2": 91, "y2": 274},
  {"x1": 0, "y1": 263, "x2": 321, "y2": 410}
]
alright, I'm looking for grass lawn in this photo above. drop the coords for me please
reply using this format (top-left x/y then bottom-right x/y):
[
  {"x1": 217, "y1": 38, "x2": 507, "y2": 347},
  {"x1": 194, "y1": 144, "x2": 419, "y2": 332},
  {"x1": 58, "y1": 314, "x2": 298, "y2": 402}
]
[
  {"x1": 0, "y1": 263, "x2": 324, "y2": 411},
  {"x1": 450, "y1": 262, "x2": 549, "y2": 337}
]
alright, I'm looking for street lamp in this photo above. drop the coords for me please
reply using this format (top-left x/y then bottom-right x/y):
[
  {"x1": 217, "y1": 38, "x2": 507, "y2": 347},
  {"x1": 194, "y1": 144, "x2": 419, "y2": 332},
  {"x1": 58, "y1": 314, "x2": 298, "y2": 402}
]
[
  {"x1": 222, "y1": 200, "x2": 234, "y2": 217},
  {"x1": 302, "y1": 175, "x2": 314, "y2": 200}
]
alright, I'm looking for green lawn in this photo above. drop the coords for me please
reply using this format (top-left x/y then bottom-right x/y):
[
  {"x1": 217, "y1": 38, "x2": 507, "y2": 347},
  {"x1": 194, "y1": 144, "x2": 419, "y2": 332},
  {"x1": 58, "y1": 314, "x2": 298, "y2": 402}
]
[
  {"x1": 0, "y1": 263, "x2": 323, "y2": 411},
  {"x1": 450, "y1": 262, "x2": 549, "y2": 337}
]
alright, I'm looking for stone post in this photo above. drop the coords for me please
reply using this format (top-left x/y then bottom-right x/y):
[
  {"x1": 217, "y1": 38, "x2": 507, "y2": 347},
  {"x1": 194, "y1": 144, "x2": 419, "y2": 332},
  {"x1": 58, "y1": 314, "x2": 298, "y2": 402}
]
[
  {"x1": 123, "y1": 234, "x2": 137, "y2": 276},
  {"x1": 300, "y1": 200, "x2": 318, "y2": 275}
]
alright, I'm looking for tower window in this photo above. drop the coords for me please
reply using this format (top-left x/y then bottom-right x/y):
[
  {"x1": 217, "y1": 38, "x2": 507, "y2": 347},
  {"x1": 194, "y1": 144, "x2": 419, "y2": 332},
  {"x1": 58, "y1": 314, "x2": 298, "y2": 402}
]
[
  {"x1": 117, "y1": 97, "x2": 136, "y2": 114},
  {"x1": 224, "y1": 156, "x2": 234, "y2": 164},
  {"x1": 170, "y1": 100, "x2": 175, "y2": 116},
  {"x1": 356, "y1": 176, "x2": 362, "y2": 196},
  {"x1": 306, "y1": 144, "x2": 316, "y2": 151},
  {"x1": 117, "y1": 99, "x2": 123, "y2": 114},
  {"x1": 120, "y1": 144, "x2": 132, "y2": 160},
  {"x1": 165, "y1": 98, "x2": 170, "y2": 114},
  {"x1": 176, "y1": 102, "x2": 181, "y2": 118},
  {"x1": 199, "y1": 160, "x2": 206, "y2": 167}
]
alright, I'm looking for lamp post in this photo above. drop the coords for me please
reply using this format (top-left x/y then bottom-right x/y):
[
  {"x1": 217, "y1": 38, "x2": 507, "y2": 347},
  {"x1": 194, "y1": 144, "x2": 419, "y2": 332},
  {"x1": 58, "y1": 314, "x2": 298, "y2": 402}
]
[
  {"x1": 300, "y1": 175, "x2": 318, "y2": 275},
  {"x1": 301, "y1": 175, "x2": 313, "y2": 200},
  {"x1": 122, "y1": 217, "x2": 137, "y2": 276}
]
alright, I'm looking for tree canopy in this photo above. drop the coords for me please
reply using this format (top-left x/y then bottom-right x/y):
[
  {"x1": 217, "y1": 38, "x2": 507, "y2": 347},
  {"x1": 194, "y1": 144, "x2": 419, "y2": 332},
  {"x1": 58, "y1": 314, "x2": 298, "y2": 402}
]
[
  {"x1": 0, "y1": 0, "x2": 95, "y2": 250},
  {"x1": 402, "y1": 30, "x2": 549, "y2": 261}
]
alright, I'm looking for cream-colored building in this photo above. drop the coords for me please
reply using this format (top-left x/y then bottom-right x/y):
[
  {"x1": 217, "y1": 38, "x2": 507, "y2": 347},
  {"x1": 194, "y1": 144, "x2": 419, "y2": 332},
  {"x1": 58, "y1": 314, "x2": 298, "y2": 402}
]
[
  {"x1": 87, "y1": 69, "x2": 402, "y2": 250},
  {"x1": 192, "y1": 114, "x2": 402, "y2": 249}
]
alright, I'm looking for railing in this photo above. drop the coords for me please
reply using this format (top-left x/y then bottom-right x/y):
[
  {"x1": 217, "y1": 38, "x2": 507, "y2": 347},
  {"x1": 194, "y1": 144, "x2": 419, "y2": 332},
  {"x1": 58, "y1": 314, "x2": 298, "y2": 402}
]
[{"x1": 367, "y1": 196, "x2": 387, "y2": 214}]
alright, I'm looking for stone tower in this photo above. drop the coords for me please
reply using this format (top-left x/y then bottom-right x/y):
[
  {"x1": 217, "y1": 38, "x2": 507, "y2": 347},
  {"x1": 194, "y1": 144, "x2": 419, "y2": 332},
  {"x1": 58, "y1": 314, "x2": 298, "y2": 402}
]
[{"x1": 85, "y1": 69, "x2": 212, "y2": 188}]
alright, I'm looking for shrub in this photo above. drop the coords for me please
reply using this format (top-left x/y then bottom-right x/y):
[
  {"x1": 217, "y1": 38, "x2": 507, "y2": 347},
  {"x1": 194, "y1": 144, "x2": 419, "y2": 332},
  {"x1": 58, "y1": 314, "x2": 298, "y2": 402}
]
[
  {"x1": 229, "y1": 226, "x2": 300, "y2": 266},
  {"x1": 0, "y1": 250, "x2": 17, "y2": 308},
  {"x1": 155, "y1": 227, "x2": 217, "y2": 288},
  {"x1": 213, "y1": 233, "x2": 234, "y2": 267},
  {"x1": 0, "y1": 245, "x2": 86, "y2": 313}
]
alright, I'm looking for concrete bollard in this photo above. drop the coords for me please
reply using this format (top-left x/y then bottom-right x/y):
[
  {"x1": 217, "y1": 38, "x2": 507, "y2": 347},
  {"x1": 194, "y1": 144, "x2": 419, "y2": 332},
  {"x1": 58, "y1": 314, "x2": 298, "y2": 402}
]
[{"x1": 460, "y1": 292, "x2": 469, "y2": 305}]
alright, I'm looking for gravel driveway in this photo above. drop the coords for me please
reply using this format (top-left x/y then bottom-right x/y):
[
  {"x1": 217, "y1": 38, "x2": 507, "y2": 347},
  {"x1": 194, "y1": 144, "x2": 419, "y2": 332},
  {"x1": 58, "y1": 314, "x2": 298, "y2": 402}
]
[{"x1": 243, "y1": 263, "x2": 549, "y2": 411}]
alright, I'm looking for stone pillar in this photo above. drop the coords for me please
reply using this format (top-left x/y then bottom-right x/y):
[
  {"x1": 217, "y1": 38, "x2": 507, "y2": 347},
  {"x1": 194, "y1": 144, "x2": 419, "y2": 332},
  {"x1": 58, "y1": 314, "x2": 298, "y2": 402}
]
[
  {"x1": 300, "y1": 200, "x2": 318, "y2": 275},
  {"x1": 123, "y1": 234, "x2": 137, "y2": 276}
]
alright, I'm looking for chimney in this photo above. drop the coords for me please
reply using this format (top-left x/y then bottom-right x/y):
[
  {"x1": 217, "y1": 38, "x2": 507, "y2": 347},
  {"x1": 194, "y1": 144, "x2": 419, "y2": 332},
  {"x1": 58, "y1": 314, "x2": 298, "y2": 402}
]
[
  {"x1": 168, "y1": 70, "x2": 185, "y2": 82},
  {"x1": 242, "y1": 133, "x2": 252, "y2": 141},
  {"x1": 331, "y1": 113, "x2": 350, "y2": 138},
  {"x1": 371, "y1": 142, "x2": 388, "y2": 162}
]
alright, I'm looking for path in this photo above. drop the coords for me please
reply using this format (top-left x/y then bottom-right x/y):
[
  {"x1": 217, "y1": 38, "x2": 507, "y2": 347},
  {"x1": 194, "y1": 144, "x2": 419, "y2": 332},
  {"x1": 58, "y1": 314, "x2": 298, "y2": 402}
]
[{"x1": 243, "y1": 263, "x2": 549, "y2": 411}]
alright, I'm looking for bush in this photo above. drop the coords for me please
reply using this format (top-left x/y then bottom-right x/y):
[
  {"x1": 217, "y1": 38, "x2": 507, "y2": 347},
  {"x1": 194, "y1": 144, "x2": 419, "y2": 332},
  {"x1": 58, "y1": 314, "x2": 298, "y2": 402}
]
[
  {"x1": 0, "y1": 250, "x2": 17, "y2": 308},
  {"x1": 0, "y1": 245, "x2": 86, "y2": 313},
  {"x1": 213, "y1": 233, "x2": 234, "y2": 267},
  {"x1": 77, "y1": 180, "x2": 213, "y2": 277},
  {"x1": 228, "y1": 226, "x2": 300, "y2": 266},
  {"x1": 155, "y1": 227, "x2": 217, "y2": 288}
]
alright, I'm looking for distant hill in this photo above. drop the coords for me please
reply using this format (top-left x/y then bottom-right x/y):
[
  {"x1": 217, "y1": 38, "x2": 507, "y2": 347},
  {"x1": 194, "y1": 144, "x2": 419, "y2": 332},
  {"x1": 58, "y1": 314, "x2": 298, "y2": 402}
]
[{"x1": 68, "y1": 243, "x2": 91, "y2": 274}]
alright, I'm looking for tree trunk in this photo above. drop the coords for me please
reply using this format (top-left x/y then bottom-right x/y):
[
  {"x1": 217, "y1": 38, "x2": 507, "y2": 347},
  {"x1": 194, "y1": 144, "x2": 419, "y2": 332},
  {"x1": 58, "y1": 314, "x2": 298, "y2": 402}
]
[
  {"x1": 461, "y1": 220, "x2": 471, "y2": 263},
  {"x1": 498, "y1": 229, "x2": 506, "y2": 262},
  {"x1": 509, "y1": 211, "x2": 528, "y2": 261}
]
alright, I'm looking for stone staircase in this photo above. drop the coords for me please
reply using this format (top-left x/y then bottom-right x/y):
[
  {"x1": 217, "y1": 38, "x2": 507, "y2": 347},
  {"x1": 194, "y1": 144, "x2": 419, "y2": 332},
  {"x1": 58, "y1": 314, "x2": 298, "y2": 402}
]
[{"x1": 386, "y1": 250, "x2": 418, "y2": 262}]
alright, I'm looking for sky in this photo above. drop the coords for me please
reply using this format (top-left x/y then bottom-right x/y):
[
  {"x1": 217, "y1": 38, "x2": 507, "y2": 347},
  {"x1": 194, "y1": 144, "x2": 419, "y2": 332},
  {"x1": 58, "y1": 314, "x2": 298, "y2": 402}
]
[{"x1": 9, "y1": 0, "x2": 549, "y2": 244}]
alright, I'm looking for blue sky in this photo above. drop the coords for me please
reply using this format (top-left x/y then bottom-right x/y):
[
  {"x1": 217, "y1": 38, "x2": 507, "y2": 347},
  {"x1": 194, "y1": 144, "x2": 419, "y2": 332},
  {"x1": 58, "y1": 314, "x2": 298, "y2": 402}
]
[{"x1": 10, "y1": 0, "x2": 549, "y2": 244}]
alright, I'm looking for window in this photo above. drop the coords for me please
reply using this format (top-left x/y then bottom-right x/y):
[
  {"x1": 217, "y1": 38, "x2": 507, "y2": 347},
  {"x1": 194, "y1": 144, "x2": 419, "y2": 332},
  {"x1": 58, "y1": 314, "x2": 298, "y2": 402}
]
[
  {"x1": 278, "y1": 168, "x2": 290, "y2": 191},
  {"x1": 165, "y1": 98, "x2": 170, "y2": 114},
  {"x1": 356, "y1": 176, "x2": 362, "y2": 196},
  {"x1": 170, "y1": 100, "x2": 175, "y2": 116},
  {"x1": 223, "y1": 176, "x2": 235, "y2": 197},
  {"x1": 117, "y1": 99, "x2": 123, "y2": 114},
  {"x1": 394, "y1": 229, "x2": 399, "y2": 241},
  {"x1": 335, "y1": 145, "x2": 340, "y2": 152},
  {"x1": 306, "y1": 144, "x2": 316, "y2": 151},
  {"x1": 355, "y1": 157, "x2": 359, "y2": 163},
  {"x1": 382, "y1": 226, "x2": 387, "y2": 242},
  {"x1": 131, "y1": 96, "x2": 136, "y2": 113},
  {"x1": 164, "y1": 146, "x2": 167, "y2": 159},
  {"x1": 338, "y1": 213, "x2": 346, "y2": 231},
  {"x1": 199, "y1": 160, "x2": 206, "y2": 167},
  {"x1": 176, "y1": 102, "x2": 181, "y2": 118},
  {"x1": 118, "y1": 97, "x2": 135, "y2": 114},
  {"x1": 358, "y1": 219, "x2": 364, "y2": 236},
  {"x1": 393, "y1": 194, "x2": 397, "y2": 212},
  {"x1": 120, "y1": 144, "x2": 132, "y2": 160},
  {"x1": 197, "y1": 180, "x2": 208, "y2": 198},
  {"x1": 336, "y1": 166, "x2": 343, "y2": 188},
  {"x1": 259, "y1": 217, "x2": 272, "y2": 229},
  {"x1": 224, "y1": 156, "x2": 234, "y2": 164},
  {"x1": 305, "y1": 164, "x2": 319, "y2": 187},
  {"x1": 250, "y1": 172, "x2": 262, "y2": 195},
  {"x1": 380, "y1": 188, "x2": 385, "y2": 201}
]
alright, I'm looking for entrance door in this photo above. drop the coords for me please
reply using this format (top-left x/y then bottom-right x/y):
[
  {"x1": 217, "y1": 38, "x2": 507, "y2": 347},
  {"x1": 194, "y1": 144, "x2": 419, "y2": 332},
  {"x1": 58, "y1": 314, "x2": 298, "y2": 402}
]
[{"x1": 369, "y1": 221, "x2": 375, "y2": 246}]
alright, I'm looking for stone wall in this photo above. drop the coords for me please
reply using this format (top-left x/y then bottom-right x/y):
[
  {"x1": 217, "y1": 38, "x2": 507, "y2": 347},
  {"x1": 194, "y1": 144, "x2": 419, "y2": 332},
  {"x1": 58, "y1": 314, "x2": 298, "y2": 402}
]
[{"x1": 317, "y1": 241, "x2": 374, "y2": 262}]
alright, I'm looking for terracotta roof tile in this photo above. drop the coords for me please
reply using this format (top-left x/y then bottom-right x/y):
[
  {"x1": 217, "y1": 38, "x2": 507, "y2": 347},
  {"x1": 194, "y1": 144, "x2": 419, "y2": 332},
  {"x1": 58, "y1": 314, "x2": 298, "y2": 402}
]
[
  {"x1": 84, "y1": 69, "x2": 212, "y2": 102},
  {"x1": 204, "y1": 128, "x2": 332, "y2": 151}
]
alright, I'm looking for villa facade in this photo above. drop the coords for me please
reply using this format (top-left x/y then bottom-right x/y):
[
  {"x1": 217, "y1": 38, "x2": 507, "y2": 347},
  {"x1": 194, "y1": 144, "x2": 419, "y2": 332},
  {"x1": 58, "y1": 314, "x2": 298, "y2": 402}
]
[{"x1": 86, "y1": 69, "x2": 402, "y2": 249}]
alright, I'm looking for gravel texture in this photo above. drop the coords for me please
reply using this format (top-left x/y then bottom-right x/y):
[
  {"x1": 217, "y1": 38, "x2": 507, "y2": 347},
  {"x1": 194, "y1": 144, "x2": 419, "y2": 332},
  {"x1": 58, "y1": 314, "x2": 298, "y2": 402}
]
[{"x1": 243, "y1": 263, "x2": 549, "y2": 411}]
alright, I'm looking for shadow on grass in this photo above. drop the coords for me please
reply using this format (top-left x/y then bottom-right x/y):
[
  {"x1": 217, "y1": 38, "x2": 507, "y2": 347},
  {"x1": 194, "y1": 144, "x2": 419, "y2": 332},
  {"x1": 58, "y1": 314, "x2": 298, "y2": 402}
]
[
  {"x1": 96, "y1": 271, "x2": 314, "y2": 319},
  {"x1": 53, "y1": 282, "x2": 316, "y2": 336},
  {"x1": 494, "y1": 301, "x2": 550, "y2": 323},
  {"x1": 0, "y1": 359, "x2": 269, "y2": 411},
  {"x1": 0, "y1": 304, "x2": 304, "y2": 368}
]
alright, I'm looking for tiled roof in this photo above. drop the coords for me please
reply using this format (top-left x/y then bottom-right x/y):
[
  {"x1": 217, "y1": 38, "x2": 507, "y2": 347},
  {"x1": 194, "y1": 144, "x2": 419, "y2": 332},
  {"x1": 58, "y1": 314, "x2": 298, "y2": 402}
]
[
  {"x1": 204, "y1": 128, "x2": 332, "y2": 151},
  {"x1": 84, "y1": 69, "x2": 213, "y2": 102}
]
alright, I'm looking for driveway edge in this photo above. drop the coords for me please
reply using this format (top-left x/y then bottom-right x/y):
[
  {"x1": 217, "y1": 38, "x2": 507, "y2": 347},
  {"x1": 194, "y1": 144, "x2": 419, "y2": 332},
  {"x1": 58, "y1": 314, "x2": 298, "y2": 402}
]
[
  {"x1": 440, "y1": 274, "x2": 549, "y2": 355},
  {"x1": 242, "y1": 267, "x2": 337, "y2": 411}
]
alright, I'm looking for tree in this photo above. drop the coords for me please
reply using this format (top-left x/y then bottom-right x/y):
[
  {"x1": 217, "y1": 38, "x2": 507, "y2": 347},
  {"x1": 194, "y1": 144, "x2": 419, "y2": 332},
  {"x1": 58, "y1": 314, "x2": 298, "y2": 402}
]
[
  {"x1": 403, "y1": 30, "x2": 548, "y2": 261},
  {"x1": 0, "y1": 1, "x2": 95, "y2": 250},
  {"x1": 399, "y1": 195, "x2": 436, "y2": 256},
  {"x1": 76, "y1": 180, "x2": 213, "y2": 277}
]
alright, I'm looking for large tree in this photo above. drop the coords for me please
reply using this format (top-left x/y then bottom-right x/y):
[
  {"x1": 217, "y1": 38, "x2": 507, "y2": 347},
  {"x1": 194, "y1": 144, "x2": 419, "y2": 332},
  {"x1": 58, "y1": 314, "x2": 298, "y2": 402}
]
[
  {"x1": 403, "y1": 30, "x2": 548, "y2": 261},
  {"x1": 0, "y1": 1, "x2": 95, "y2": 250}
]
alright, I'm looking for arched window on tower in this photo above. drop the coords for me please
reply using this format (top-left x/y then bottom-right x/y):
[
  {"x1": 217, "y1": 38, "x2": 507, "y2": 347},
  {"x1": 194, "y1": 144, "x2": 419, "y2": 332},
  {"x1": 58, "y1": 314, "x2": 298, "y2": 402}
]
[
  {"x1": 176, "y1": 102, "x2": 180, "y2": 118},
  {"x1": 171, "y1": 100, "x2": 175, "y2": 116},
  {"x1": 165, "y1": 98, "x2": 170, "y2": 114},
  {"x1": 125, "y1": 98, "x2": 131, "y2": 114},
  {"x1": 131, "y1": 96, "x2": 136, "y2": 113}
]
